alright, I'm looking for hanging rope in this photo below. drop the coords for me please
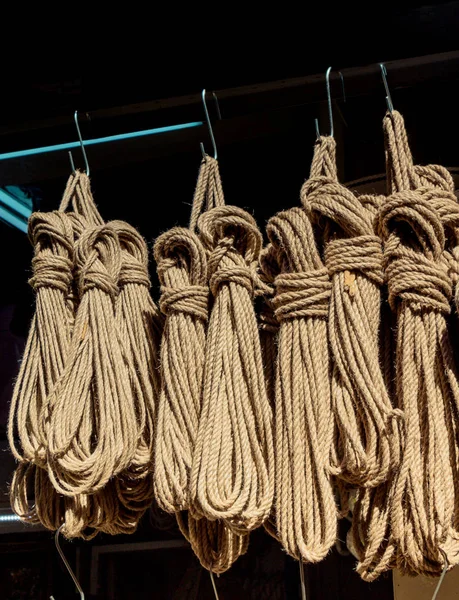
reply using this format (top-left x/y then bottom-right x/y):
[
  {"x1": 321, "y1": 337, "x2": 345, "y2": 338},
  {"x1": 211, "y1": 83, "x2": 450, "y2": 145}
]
[
  {"x1": 302, "y1": 136, "x2": 401, "y2": 487},
  {"x1": 190, "y1": 157, "x2": 274, "y2": 533},
  {"x1": 352, "y1": 110, "x2": 459, "y2": 579},
  {"x1": 154, "y1": 156, "x2": 250, "y2": 572},
  {"x1": 266, "y1": 201, "x2": 337, "y2": 561},
  {"x1": 176, "y1": 512, "x2": 249, "y2": 574},
  {"x1": 153, "y1": 226, "x2": 209, "y2": 512}
]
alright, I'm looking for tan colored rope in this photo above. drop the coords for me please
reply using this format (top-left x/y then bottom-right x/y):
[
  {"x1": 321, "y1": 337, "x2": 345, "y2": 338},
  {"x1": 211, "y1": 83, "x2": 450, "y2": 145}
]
[
  {"x1": 190, "y1": 157, "x2": 274, "y2": 533},
  {"x1": 154, "y1": 156, "x2": 249, "y2": 572},
  {"x1": 352, "y1": 110, "x2": 459, "y2": 579},
  {"x1": 9, "y1": 171, "x2": 162, "y2": 537},
  {"x1": 266, "y1": 201, "x2": 337, "y2": 561},
  {"x1": 302, "y1": 136, "x2": 401, "y2": 487},
  {"x1": 153, "y1": 226, "x2": 209, "y2": 512},
  {"x1": 176, "y1": 512, "x2": 249, "y2": 574}
]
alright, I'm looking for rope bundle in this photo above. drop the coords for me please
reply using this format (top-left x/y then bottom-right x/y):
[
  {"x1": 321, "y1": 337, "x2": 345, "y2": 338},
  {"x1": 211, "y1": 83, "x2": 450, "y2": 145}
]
[
  {"x1": 154, "y1": 156, "x2": 250, "y2": 573},
  {"x1": 351, "y1": 110, "x2": 459, "y2": 579},
  {"x1": 9, "y1": 171, "x2": 162, "y2": 538},
  {"x1": 190, "y1": 200, "x2": 274, "y2": 533},
  {"x1": 266, "y1": 204, "x2": 336, "y2": 560},
  {"x1": 302, "y1": 137, "x2": 401, "y2": 487},
  {"x1": 154, "y1": 226, "x2": 209, "y2": 512}
]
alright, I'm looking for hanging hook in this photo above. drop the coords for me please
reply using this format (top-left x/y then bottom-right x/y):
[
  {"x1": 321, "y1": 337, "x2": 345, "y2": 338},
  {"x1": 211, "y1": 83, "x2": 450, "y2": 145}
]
[
  {"x1": 74, "y1": 111, "x2": 90, "y2": 177},
  {"x1": 315, "y1": 66, "x2": 334, "y2": 139},
  {"x1": 50, "y1": 524, "x2": 85, "y2": 600},
  {"x1": 379, "y1": 63, "x2": 394, "y2": 113},
  {"x1": 209, "y1": 570, "x2": 220, "y2": 599},
  {"x1": 431, "y1": 550, "x2": 449, "y2": 600},
  {"x1": 200, "y1": 89, "x2": 218, "y2": 160},
  {"x1": 299, "y1": 561, "x2": 307, "y2": 600}
]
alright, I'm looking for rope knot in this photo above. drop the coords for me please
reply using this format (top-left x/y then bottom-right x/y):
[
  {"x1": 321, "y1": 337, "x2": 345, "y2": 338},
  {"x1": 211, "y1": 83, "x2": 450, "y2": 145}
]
[
  {"x1": 379, "y1": 190, "x2": 445, "y2": 259},
  {"x1": 75, "y1": 224, "x2": 121, "y2": 298},
  {"x1": 110, "y1": 220, "x2": 151, "y2": 288},
  {"x1": 273, "y1": 269, "x2": 331, "y2": 320},
  {"x1": 154, "y1": 227, "x2": 209, "y2": 319},
  {"x1": 199, "y1": 206, "x2": 262, "y2": 297},
  {"x1": 159, "y1": 285, "x2": 209, "y2": 320},
  {"x1": 28, "y1": 212, "x2": 74, "y2": 293},
  {"x1": 301, "y1": 179, "x2": 373, "y2": 238},
  {"x1": 385, "y1": 247, "x2": 451, "y2": 313},
  {"x1": 324, "y1": 235, "x2": 384, "y2": 285}
]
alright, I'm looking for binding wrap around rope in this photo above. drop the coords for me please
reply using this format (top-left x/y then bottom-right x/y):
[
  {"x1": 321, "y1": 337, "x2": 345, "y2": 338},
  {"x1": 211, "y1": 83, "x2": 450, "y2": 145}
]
[
  {"x1": 190, "y1": 156, "x2": 274, "y2": 534},
  {"x1": 9, "y1": 171, "x2": 163, "y2": 538},
  {"x1": 154, "y1": 226, "x2": 209, "y2": 512},
  {"x1": 266, "y1": 157, "x2": 337, "y2": 560},
  {"x1": 302, "y1": 136, "x2": 401, "y2": 488},
  {"x1": 352, "y1": 111, "x2": 459, "y2": 579},
  {"x1": 155, "y1": 156, "x2": 249, "y2": 572}
]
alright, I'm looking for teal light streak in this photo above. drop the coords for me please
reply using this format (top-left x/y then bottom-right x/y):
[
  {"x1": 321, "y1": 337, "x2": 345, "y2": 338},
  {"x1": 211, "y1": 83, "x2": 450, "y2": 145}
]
[{"x1": 0, "y1": 121, "x2": 204, "y2": 161}]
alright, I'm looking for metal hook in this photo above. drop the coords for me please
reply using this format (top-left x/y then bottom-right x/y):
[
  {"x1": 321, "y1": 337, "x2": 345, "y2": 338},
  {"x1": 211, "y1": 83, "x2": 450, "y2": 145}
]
[
  {"x1": 431, "y1": 550, "x2": 449, "y2": 600},
  {"x1": 315, "y1": 66, "x2": 334, "y2": 139},
  {"x1": 50, "y1": 524, "x2": 85, "y2": 600},
  {"x1": 74, "y1": 111, "x2": 90, "y2": 177},
  {"x1": 299, "y1": 561, "x2": 307, "y2": 600},
  {"x1": 200, "y1": 89, "x2": 218, "y2": 160},
  {"x1": 339, "y1": 71, "x2": 346, "y2": 103},
  {"x1": 209, "y1": 570, "x2": 220, "y2": 599},
  {"x1": 379, "y1": 63, "x2": 394, "y2": 113}
]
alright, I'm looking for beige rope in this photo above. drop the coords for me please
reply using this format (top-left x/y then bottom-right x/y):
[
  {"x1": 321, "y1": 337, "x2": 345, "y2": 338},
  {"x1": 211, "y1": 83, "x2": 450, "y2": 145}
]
[
  {"x1": 352, "y1": 110, "x2": 459, "y2": 579},
  {"x1": 154, "y1": 156, "x2": 249, "y2": 572},
  {"x1": 190, "y1": 157, "x2": 274, "y2": 533},
  {"x1": 303, "y1": 136, "x2": 401, "y2": 487},
  {"x1": 153, "y1": 226, "x2": 209, "y2": 512},
  {"x1": 176, "y1": 512, "x2": 249, "y2": 574},
  {"x1": 266, "y1": 202, "x2": 337, "y2": 562}
]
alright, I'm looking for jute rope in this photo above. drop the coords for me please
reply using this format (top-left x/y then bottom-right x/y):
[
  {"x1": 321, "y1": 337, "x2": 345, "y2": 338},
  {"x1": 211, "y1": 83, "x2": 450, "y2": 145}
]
[
  {"x1": 9, "y1": 171, "x2": 162, "y2": 538},
  {"x1": 302, "y1": 136, "x2": 401, "y2": 487},
  {"x1": 264, "y1": 137, "x2": 337, "y2": 561},
  {"x1": 351, "y1": 110, "x2": 459, "y2": 579},
  {"x1": 155, "y1": 156, "x2": 249, "y2": 572},
  {"x1": 153, "y1": 226, "x2": 209, "y2": 512},
  {"x1": 190, "y1": 156, "x2": 274, "y2": 534},
  {"x1": 176, "y1": 511, "x2": 249, "y2": 574}
]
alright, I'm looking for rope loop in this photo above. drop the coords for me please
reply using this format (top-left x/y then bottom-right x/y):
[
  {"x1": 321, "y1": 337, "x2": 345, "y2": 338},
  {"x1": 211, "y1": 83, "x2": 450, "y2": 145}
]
[{"x1": 75, "y1": 224, "x2": 121, "y2": 298}]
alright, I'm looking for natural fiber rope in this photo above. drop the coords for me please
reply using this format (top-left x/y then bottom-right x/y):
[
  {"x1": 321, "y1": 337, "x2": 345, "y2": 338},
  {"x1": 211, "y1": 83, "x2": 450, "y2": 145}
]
[
  {"x1": 10, "y1": 171, "x2": 162, "y2": 538},
  {"x1": 266, "y1": 206, "x2": 336, "y2": 561},
  {"x1": 302, "y1": 136, "x2": 401, "y2": 487},
  {"x1": 176, "y1": 511, "x2": 249, "y2": 574},
  {"x1": 351, "y1": 110, "x2": 459, "y2": 579},
  {"x1": 190, "y1": 157, "x2": 274, "y2": 534},
  {"x1": 154, "y1": 156, "x2": 249, "y2": 572},
  {"x1": 262, "y1": 137, "x2": 343, "y2": 561},
  {"x1": 153, "y1": 226, "x2": 209, "y2": 512}
]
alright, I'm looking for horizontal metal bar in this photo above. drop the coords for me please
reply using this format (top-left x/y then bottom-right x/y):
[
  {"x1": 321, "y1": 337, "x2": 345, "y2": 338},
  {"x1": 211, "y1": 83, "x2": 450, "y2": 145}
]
[{"x1": 0, "y1": 121, "x2": 203, "y2": 161}]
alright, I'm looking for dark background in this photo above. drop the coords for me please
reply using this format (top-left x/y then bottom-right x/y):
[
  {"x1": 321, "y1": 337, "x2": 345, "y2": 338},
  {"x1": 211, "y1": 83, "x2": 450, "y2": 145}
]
[{"x1": 1, "y1": 3, "x2": 458, "y2": 598}]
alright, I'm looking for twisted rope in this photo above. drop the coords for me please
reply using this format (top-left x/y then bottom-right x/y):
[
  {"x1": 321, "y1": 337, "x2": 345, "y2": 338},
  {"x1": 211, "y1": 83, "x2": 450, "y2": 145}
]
[
  {"x1": 352, "y1": 111, "x2": 459, "y2": 579},
  {"x1": 154, "y1": 227, "x2": 209, "y2": 512},
  {"x1": 266, "y1": 196, "x2": 337, "y2": 561},
  {"x1": 302, "y1": 136, "x2": 401, "y2": 488},
  {"x1": 190, "y1": 160, "x2": 274, "y2": 533}
]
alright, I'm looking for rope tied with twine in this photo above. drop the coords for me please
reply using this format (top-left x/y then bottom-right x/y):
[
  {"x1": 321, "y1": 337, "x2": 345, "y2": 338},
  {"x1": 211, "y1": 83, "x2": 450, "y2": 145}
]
[
  {"x1": 9, "y1": 211, "x2": 76, "y2": 467},
  {"x1": 302, "y1": 136, "x2": 401, "y2": 488},
  {"x1": 266, "y1": 198, "x2": 337, "y2": 562},
  {"x1": 154, "y1": 226, "x2": 209, "y2": 512},
  {"x1": 112, "y1": 219, "x2": 162, "y2": 482},
  {"x1": 154, "y1": 155, "x2": 250, "y2": 572},
  {"x1": 190, "y1": 159, "x2": 274, "y2": 534},
  {"x1": 351, "y1": 110, "x2": 459, "y2": 579}
]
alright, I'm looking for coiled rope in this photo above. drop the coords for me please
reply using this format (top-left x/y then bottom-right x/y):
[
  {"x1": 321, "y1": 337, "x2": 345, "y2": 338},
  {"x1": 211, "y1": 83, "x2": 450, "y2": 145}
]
[
  {"x1": 190, "y1": 157, "x2": 274, "y2": 534},
  {"x1": 264, "y1": 137, "x2": 337, "y2": 561}
]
